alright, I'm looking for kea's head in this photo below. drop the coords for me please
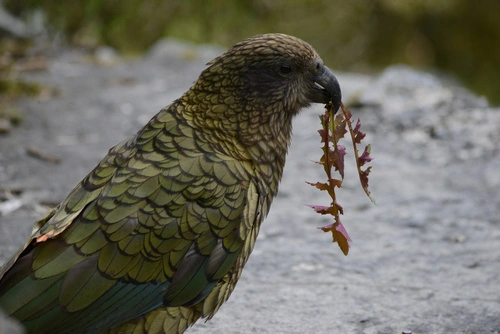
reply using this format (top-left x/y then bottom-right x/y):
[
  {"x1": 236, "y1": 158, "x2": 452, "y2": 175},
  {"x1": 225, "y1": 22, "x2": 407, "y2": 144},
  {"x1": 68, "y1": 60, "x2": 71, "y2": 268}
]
[
  {"x1": 193, "y1": 33, "x2": 341, "y2": 117},
  {"x1": 182, "y1": 33, "x2": 341, "y2": 155}
]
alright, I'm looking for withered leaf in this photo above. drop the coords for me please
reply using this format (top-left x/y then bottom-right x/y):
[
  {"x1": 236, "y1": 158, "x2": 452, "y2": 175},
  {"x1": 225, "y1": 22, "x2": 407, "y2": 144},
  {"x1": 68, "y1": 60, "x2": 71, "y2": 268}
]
[{"x1": 307, "y1": 101, "x2": 375, "y2": 256}]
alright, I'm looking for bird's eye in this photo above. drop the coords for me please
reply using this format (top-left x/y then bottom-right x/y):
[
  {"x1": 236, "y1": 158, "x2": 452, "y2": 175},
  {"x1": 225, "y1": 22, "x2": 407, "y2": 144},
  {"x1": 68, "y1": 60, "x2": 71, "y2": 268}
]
[{"x1": 280, "y1": 65, "x2": 292, "y2": 74}]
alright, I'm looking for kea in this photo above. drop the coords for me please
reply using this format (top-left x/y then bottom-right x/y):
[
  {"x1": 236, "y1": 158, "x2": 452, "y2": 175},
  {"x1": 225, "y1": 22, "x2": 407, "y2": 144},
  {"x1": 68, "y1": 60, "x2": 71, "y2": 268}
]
[{"x1": 0, "y1": 33, "x2": 341, "y2": 333}]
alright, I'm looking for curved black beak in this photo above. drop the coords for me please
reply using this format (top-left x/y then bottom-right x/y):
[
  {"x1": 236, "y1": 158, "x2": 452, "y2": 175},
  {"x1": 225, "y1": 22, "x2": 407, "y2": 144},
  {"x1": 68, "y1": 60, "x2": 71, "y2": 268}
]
[{"x1": 310, "y1": 65, "x2": 342, "y2": 113}]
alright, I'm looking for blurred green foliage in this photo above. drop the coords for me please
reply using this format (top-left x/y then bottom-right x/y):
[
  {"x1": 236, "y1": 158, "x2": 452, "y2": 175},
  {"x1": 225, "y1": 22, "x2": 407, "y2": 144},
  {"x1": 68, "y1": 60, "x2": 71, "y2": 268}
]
[{"x1": 5, "y1": 0, "x2": 500, "y2": 104}]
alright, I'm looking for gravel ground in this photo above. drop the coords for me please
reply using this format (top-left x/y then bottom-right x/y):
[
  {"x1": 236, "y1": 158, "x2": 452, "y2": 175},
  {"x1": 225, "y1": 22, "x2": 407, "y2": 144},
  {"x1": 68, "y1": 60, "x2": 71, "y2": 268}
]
[{"x1": 1, "y1": 39, "x2": 499, "y2": 334}]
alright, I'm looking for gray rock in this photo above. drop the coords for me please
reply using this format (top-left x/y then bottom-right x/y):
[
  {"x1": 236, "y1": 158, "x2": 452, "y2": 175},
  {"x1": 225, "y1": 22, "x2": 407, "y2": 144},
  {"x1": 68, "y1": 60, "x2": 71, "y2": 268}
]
[
  {"x1": 0, "y1": 308, "x2": 24, "y2": 334},
  {"x1": 0, "y1": 4, "x2": 44, "y2": 39},
  {"x1": 0, "y1": 4, "x2": 29, "y2": 38}
]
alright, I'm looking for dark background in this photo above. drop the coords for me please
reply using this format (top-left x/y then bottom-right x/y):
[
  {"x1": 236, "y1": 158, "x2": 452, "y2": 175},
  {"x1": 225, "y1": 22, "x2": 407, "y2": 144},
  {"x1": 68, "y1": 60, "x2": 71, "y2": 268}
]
[{"x1": 3, "y1": 0, "x2": 500, "y2": 104}]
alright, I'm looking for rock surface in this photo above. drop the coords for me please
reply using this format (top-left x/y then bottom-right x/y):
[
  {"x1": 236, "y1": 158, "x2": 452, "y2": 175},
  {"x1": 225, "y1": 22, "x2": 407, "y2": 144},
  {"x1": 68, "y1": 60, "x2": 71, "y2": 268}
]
[{"x1": 0, "y1": 39, "x2": 499, "y2": 334}]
